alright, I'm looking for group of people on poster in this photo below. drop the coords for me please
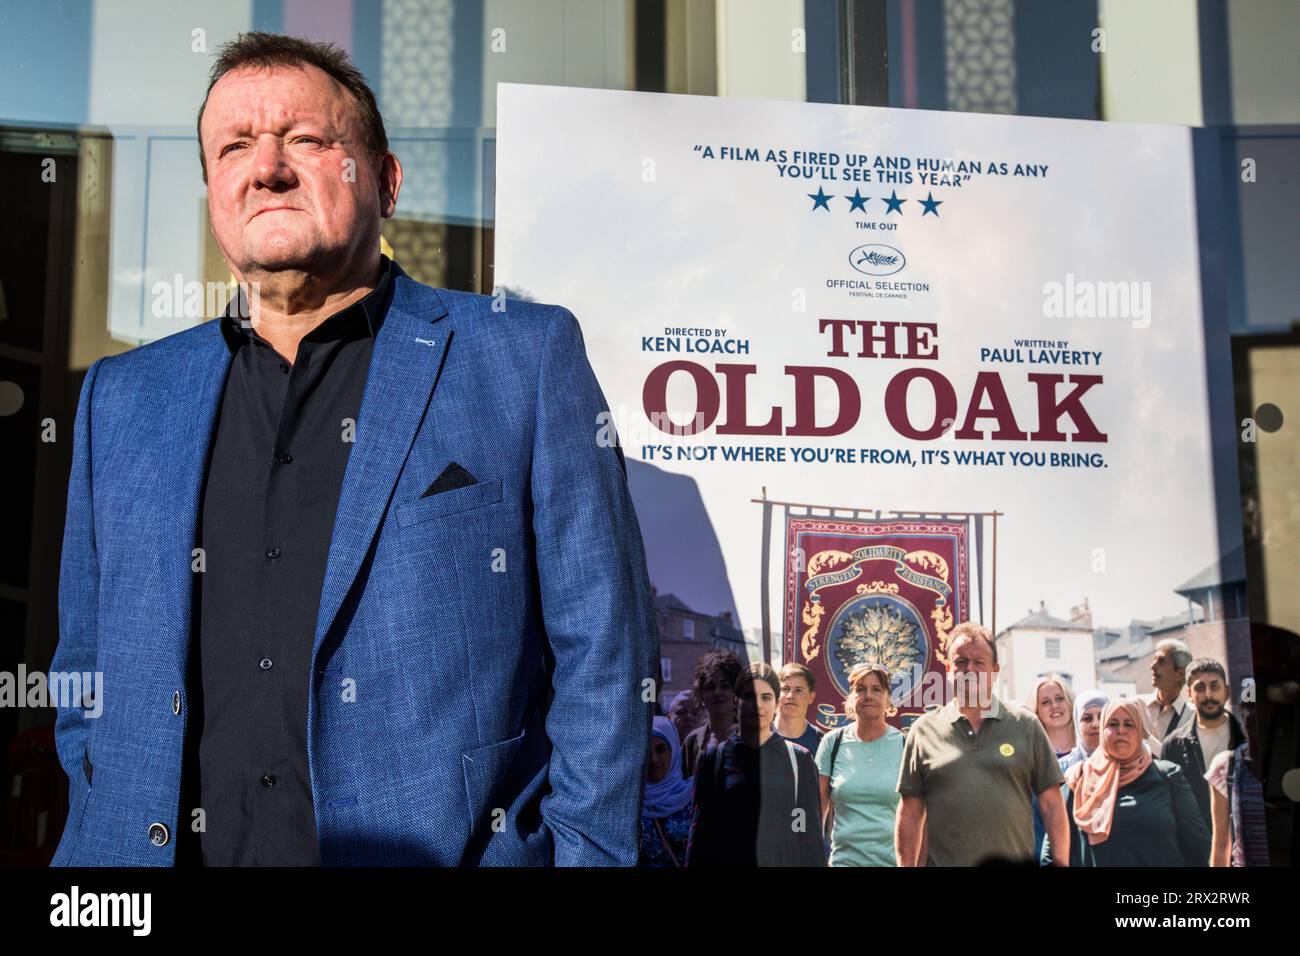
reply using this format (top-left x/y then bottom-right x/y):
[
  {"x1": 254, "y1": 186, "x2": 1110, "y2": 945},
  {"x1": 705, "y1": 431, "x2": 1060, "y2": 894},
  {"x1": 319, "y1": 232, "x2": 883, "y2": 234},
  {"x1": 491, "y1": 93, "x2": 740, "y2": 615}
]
[{"x1": 641, "y1": 625, "x2": 1267, "y2": 867}]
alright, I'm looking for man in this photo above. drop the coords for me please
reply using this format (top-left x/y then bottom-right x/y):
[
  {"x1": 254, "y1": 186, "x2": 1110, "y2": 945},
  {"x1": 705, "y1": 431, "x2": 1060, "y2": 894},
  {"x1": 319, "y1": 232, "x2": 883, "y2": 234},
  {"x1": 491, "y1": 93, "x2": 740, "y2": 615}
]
[
  {"x1": 667, "y1": 687, "x2": 706, "y2": 752},
  {"x1": 49, "y1": 32, "x2": 657, "y2": 867},
  {"x1": 895, "y1": 622, "x2": 1069, "y2": 866},
  {"x1": 775, "y1": 663, "x2": 824, "y2": 756},
  {"x1": 1141, "y1": 638, "x2": 1195, "y2": 750},
  {"x1": 1160, "y1": 658, "x2": 1245, "y2": 832},
  {"x1": 685, "y1": 663, "x2": 826, "y2": 866}
]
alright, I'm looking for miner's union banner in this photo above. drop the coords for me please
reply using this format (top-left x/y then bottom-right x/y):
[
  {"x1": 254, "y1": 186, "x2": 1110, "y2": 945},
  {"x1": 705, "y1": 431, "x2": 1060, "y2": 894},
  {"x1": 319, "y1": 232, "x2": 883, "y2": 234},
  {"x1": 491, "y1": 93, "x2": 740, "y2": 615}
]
[{"x1": 784, "y1": 517, "x2": 968, "y2": 730}]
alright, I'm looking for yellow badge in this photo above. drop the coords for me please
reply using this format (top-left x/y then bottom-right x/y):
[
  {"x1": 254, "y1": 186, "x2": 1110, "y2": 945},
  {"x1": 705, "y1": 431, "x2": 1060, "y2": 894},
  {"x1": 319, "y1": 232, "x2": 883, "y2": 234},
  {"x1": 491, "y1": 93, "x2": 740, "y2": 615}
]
[{"x1": 999, "y1": 743, "x2": 1015, "y2": 757}]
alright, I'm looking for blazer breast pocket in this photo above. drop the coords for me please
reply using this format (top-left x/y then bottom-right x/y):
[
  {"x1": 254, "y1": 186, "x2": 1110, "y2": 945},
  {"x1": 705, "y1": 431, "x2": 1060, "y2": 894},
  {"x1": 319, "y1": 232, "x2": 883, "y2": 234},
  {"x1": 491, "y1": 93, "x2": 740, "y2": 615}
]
[{"x1": 394, "y1": 477, "x2": 503, "y2": 529}]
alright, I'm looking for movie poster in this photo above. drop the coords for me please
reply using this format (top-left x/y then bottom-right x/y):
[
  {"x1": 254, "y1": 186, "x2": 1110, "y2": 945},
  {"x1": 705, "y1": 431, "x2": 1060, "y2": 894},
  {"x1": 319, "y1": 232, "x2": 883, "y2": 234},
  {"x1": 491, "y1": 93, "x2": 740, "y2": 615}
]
[{"x1": 494, "y1": 84, "x2": 1241, "y2": 729}]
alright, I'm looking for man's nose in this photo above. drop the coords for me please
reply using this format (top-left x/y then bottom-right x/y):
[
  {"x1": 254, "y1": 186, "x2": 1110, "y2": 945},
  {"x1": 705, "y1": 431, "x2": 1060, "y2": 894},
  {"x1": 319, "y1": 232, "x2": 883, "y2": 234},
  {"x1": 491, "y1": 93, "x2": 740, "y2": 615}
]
[{"x1": 251, "y1": 137, "x2": 296, "y2": 188}]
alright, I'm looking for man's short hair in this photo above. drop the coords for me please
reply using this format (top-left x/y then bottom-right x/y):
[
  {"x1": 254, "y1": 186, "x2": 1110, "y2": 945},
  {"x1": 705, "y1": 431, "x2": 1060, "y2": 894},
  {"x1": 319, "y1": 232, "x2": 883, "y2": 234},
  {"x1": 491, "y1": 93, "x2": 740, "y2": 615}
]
[
  {"x1": 1186, "y1": 657, "x2": 1227, "y2": 686},
  {"x1": 735, "y1": 662, "x2": 781, "y2": 699},
  {"x1": 778, "y1": 662, "x2": 815, "y2": 692},
  {"x1": 946, "y1": 621, "x2": 997, "y2": 665},
  {"x1": 1154, "y1": 638, "x2": 1193, "y2": 670},
  {"x1": 693, "y1": 650, "x2": 743, "y2": 695},
  {"x1": 196, "y1": 31, "x2": 389, "y2": 183}
]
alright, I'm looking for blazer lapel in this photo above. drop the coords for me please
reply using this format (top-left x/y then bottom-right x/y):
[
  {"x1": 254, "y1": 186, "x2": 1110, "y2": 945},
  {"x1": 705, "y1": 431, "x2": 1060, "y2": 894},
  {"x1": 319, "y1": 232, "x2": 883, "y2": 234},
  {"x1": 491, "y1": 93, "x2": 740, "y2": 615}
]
[
  {"x1": 311, "y1": 266, "x2": 453, "y2": 664},
  {"x1": 157, "y1": 321, "x2": 234, "y2": 664}
]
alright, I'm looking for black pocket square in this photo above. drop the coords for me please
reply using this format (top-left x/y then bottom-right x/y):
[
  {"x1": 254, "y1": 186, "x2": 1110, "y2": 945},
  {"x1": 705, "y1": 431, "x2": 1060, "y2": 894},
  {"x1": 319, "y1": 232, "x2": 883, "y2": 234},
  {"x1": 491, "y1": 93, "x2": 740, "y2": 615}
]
[{"x1": 421, "y1": 462, "x2": 478, "y2": 498}]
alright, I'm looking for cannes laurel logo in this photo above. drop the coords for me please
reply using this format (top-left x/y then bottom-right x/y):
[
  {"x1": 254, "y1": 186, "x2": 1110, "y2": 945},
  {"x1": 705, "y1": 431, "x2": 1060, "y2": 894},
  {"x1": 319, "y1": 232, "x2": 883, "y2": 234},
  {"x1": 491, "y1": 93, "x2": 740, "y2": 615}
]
[
  {"x1": 849, "y1": 243, "x2": 906, "y2": 277},
  {"x1": 50, "y1": 886, "x2": 151, "y2": 936}
]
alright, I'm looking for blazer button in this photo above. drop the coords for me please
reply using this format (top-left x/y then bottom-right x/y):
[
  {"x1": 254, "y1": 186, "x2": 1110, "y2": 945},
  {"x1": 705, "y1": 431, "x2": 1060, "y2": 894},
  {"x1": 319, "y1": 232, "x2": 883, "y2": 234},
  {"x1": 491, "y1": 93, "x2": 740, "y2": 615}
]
[
  {"x1": 148, "y1": 823, "x2": 170, "y2": 847},
  {"x1": 261, "y1": 774, "x2": 277, "y2": 789},
  {"x1": 172, "y1": 691, "x2": 181, "y2": 715}
]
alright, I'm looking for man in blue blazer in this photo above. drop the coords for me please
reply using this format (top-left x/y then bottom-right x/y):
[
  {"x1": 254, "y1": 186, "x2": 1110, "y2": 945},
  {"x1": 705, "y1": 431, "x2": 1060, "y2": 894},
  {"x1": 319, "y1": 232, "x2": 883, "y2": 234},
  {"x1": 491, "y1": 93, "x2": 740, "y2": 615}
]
[{"x1": 49, "y1": 32, "x2": 658, "y2": 866}]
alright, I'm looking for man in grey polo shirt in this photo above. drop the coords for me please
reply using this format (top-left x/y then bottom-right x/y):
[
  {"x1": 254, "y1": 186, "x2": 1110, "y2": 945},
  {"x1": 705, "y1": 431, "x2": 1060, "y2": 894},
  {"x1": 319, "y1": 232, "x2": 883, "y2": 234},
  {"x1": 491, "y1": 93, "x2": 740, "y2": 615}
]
[{"x1": 895, "y1": 622, "x2": 1069, "y2": 866}]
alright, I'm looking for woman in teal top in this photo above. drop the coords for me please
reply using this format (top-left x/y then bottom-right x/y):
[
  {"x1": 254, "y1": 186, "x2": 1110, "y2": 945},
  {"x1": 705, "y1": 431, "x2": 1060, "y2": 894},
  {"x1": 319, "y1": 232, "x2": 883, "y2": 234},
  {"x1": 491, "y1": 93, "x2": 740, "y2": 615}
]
[{"x1": 815, "y1": 663, "x2": 910, "y2": 867}]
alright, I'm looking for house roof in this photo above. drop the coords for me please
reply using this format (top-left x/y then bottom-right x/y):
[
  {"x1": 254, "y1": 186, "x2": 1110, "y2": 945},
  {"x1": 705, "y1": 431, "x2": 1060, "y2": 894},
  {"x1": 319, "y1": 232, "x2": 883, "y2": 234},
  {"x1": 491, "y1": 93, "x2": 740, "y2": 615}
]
[
  {"x1": 1142, "y1": 610, "x2": 1201, "y2": 634},
  {"x1": 1001, "y1": 609, "x2": 1093, "y2": 633},
  {"x1": 1095, "y1": 663, "x2": 1137, "y2": 685},
  {"x1": 654, "y1": 592, "x2": 696, "y2": 615},
  {"x1": 1175, "y1": 546, "x2": 1246, "y2": 595},
  {"x1": 712, "y1": 616, "x2": 744, "y2": 643},
  {"x1": 656, "y1": 592, "x2": 745, "y2": 644}
]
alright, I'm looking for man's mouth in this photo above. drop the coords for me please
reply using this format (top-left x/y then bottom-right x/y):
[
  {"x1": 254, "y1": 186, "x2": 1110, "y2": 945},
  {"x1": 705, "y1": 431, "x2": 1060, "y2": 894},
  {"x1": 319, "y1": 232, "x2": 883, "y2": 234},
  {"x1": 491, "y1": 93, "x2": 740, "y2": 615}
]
[{"x1": 251, "y1": 206, "x2": 300, "y2": 220}]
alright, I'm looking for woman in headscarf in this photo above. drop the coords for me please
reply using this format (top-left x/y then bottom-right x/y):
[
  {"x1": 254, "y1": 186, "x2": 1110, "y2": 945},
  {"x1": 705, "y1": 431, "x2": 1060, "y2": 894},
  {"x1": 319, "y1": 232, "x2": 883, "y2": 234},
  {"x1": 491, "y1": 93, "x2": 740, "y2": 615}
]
[
  {"x1": 639, "y1": 716, "x2": 695, "y2": 866},
  {"x1": 1060, "y1": 689, "x2": 1109, "y2": 773},
  {"x1": 1044, "y1": 698, "x2": 1210, "y2": 866}
]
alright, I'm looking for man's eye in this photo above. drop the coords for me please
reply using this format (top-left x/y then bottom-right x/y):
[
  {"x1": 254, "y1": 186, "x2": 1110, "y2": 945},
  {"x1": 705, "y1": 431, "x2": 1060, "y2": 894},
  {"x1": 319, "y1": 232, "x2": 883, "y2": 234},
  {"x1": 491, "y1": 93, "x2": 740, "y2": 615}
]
[{"x1": 220, "y1": 143, "x2": 246, "y2": 157}]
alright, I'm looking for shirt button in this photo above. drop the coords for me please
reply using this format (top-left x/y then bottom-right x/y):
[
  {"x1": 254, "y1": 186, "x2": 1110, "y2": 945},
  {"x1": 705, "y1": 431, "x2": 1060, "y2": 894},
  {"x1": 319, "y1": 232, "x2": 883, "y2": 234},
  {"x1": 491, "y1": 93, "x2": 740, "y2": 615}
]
[
  {"x1": 261, "y1": 774, "x2": 277, "y2": 789},
  {"x1": 279, "y1": 362, "x2": 290, "y2": 374},
  {"x1": 260, "y1": 658, "x2": 273, "y2": 670},
  {"x1": 172, "y1": 691, "x2": 181, "y2": 715},
  {"x1": 266, "y1": 547, "x2": 281, "y2": 559},
  {"x1": 277, "y1": 453, "x2": 293, "y2": 464},
  {"x1": 148, "y1": 822, "x2": 170, "y2": 846}
]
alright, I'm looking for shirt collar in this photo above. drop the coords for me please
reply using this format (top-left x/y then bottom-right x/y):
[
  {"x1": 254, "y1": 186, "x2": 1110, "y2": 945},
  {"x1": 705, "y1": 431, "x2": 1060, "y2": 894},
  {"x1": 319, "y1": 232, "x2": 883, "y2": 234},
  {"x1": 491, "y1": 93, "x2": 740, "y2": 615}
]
[
  {"x1": 945, "y1": 693, "x2": 1002, "y2": 722},
  {"x1": 219, "y1": 254, "x2": 394, "y2": 354}
]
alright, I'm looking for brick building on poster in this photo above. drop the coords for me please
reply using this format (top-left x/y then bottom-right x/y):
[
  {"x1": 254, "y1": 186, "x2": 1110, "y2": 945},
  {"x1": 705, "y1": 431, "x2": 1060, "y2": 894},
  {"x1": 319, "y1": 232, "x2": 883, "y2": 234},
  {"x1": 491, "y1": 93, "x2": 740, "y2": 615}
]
[
  {"x1": 1095, "y1": 554, "x2": 1252, "y2": 707},
  {"x1": 652, "y1": 587, "x2": 749, "y2": 708}
]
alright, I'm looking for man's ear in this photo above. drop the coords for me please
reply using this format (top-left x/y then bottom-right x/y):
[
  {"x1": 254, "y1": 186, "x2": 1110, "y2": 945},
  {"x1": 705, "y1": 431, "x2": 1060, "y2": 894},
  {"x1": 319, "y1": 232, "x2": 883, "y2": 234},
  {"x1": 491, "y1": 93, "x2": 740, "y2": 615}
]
[{"x1": 378, "y1": 151, "x2": 403, "y2": 218}]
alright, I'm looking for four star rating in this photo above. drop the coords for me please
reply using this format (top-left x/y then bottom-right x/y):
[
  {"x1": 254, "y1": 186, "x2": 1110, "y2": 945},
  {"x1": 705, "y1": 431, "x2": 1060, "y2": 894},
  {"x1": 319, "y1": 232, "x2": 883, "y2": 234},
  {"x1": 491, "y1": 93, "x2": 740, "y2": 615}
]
[{"x1": 807, "y1": 186, "x2": 944, "y2": 216}]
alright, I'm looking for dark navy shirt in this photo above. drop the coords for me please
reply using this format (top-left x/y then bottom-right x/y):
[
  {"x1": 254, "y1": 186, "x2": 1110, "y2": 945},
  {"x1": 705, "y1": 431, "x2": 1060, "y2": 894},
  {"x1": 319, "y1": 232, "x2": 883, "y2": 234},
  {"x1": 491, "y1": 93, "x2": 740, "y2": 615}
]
[
  {"x1": 180, "y1": 257, "x2": 392, "y2": 866},
  {"x1": 779, "y1": 721, "x2": 825, "y2": 758}
]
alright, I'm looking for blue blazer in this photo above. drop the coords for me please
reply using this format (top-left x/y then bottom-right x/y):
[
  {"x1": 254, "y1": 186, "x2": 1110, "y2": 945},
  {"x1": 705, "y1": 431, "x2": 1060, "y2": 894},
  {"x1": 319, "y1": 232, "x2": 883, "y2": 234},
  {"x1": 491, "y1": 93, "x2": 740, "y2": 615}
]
[{"x1": 49, "y1": 263, "x2": 659, "y2": 866}]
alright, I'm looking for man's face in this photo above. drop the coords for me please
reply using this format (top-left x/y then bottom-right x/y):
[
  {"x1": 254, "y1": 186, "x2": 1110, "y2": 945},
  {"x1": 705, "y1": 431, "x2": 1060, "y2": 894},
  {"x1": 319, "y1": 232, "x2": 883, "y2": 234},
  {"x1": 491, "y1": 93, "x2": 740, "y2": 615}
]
[
  {"x1": 1150, "y1": 648, "x2": 1186, "y2": 696},
  {"x1": 779, "y1": 676, "x2": 814, "y2": 721},
  {"x1": 738, "y1": 683, "x2": 777, "y2": 731},
  {"x1": 200, "y1": 63, "x2": 397, "y2": 279},
  {"x1": 1188, "y1": 670, "x2": 1228, "y2": 721},
  {"x1": 948, "y1": 635, "x2": 998, "y2": 706}
]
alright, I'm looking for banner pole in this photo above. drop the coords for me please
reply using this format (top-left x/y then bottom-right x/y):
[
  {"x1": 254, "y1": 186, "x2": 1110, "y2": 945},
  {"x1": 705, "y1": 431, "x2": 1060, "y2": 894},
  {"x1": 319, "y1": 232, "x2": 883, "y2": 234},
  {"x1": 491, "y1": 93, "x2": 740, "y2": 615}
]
[
  {"x1": 760, "y1": 486, "x2": 773, "y2": 666},
  {"x1": 991, "y1": 510, "x2": 999, "y2": 638}
]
